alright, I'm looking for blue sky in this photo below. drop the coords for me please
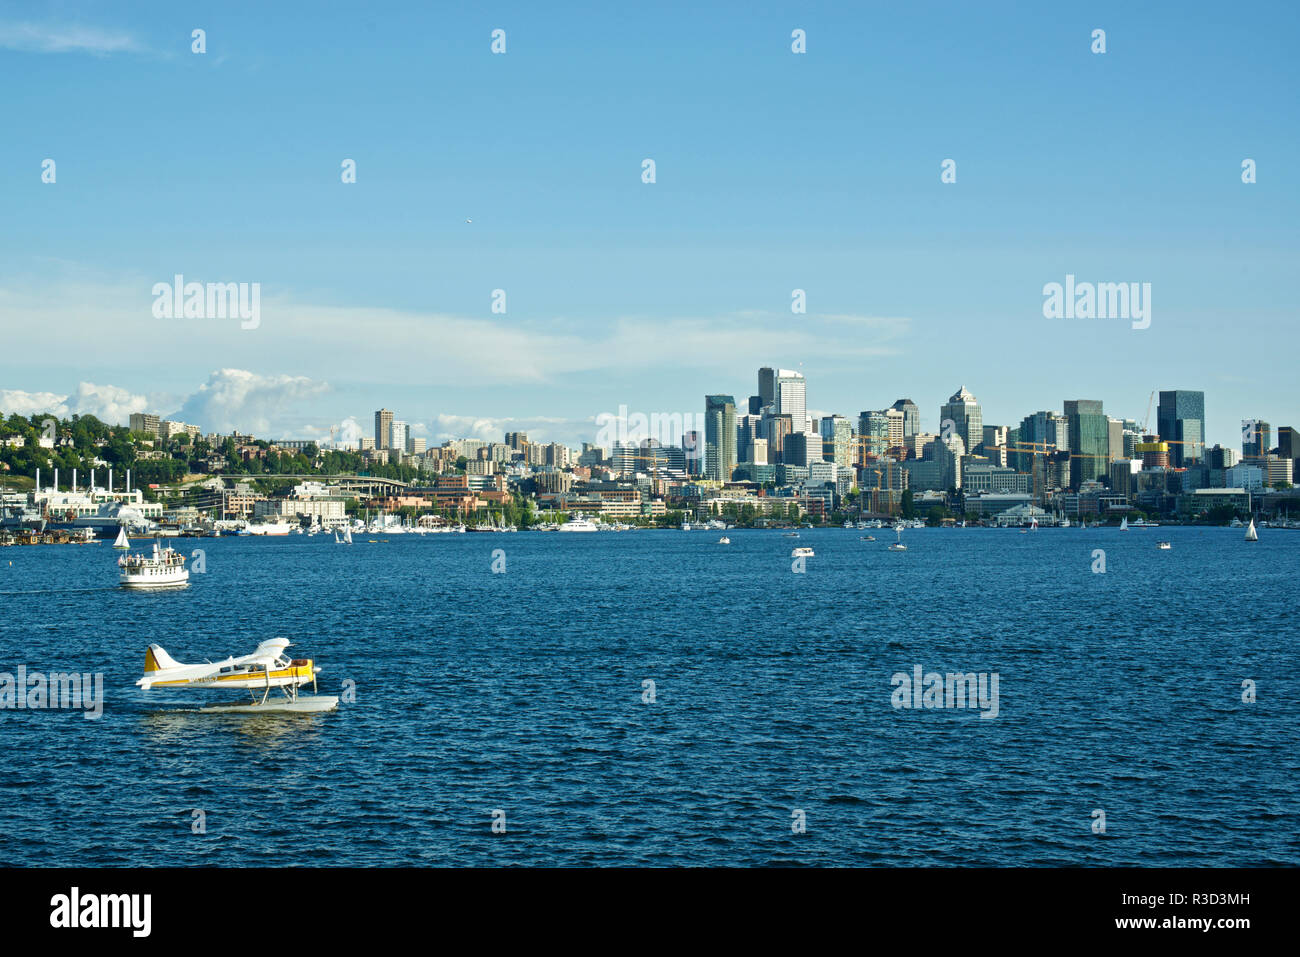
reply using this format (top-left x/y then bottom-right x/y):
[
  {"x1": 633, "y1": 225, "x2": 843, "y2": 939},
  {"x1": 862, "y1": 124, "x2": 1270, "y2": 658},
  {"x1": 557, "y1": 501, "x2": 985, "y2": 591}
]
[{"x1": 0, "y1": 1, "x2": 1296, "y2": 448}]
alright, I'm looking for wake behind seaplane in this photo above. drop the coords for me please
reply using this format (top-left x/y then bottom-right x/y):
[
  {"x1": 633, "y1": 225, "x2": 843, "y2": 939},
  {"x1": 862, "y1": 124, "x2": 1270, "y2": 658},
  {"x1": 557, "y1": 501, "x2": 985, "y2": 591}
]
[{"x1": 135, "y1": 637, "x2": 338, "y2": 713}]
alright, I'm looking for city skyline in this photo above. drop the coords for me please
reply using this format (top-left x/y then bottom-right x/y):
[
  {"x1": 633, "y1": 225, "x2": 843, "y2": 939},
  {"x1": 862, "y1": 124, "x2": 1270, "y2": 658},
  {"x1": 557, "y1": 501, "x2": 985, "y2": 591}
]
[{"x1": 0, "y1": 366, "x2": 1284, "y2": 457}]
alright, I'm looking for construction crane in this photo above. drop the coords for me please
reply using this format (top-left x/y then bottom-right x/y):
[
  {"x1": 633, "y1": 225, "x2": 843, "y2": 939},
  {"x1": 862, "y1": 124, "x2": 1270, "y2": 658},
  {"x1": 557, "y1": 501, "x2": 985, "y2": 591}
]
[
  {"x1": 1142, "y1": 390, "x2": 1156, "y2": 435},
  {"x1": 1007, "y1": 444, "x2": 1112, "y2": 460}
]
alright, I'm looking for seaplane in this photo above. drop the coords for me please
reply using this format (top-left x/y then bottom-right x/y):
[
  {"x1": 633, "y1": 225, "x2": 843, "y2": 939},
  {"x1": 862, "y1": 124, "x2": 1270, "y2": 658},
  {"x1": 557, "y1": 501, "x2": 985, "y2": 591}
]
[{"x1": 135, "y1": 638, "x2": 339, "y2": 713}]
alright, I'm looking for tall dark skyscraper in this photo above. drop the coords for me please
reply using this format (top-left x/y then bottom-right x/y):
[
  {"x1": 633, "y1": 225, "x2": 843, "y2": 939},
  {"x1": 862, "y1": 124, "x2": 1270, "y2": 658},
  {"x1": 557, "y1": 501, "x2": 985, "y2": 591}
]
[
  {"x1": 1156, "y1": 390, "x2": 1205, "y2": 467},
  {"x1": 1243, "y1": 420, "x2": 1272, "y2": 458},
  {"x1": 704, "y1": 395, "x2": 737, "y2": 482},
  {"x1": 1064, "y1": 399, "x2": 1108, "y2": 487},
  {"x1": 757, "y1": 368, "x2": 776, "y2": 412},
  {"x1": 1278, "y1": 426, "x2": 1297, "y2": 460}
]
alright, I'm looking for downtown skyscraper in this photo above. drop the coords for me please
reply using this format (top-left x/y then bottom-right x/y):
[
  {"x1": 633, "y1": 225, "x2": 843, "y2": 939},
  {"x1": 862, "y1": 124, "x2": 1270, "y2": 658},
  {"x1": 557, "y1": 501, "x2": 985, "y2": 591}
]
[
  {"x1": 939, "y1": 386, "x2": 983, "y2": 457},
  {"x1": 704, "y1": 394, "x2": 737, "y2": 482},
  {"x1": 1157, "y1": 390, "x2": 1205, "y2": 467},
  {"x1": 374, "y1": 409, "x2": 393, "y2": 451},
  {"x1": 758, "y1": 367, "x2": 808, "y2": 430},
  {"x1": 1064, "y1": 399, "x2": 1109, "y2": 487},
  {"x1": 890, "y1": 399, "x2": 920, "y2": 443},
  {"x1": 1243, "y1": 419, "x2": 1271, "y2": 458}
]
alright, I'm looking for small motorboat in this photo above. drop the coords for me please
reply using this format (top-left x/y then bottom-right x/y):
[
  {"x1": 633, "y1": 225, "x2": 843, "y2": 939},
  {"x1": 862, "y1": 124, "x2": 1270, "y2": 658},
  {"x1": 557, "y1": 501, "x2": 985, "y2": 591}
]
[
  {"x1": 791, "y1": 546, "x2": 814, "y2": 558},
  {"x1": 718, "y1": 537, "x2": 730, "y2": 545},
  {"x1": 1156, "y1": 540, "x2": 1172, "y2": 550},
  {"x1": 860, "y1": 535, "x2": 875, "y2": 541}
]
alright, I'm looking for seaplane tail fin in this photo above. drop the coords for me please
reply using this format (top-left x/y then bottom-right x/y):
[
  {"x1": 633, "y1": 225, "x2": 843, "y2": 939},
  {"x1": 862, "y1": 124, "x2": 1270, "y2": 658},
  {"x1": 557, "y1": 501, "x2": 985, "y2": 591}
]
[{"x1": 144, "y1": 644, "x2": 183, "y2": 674}]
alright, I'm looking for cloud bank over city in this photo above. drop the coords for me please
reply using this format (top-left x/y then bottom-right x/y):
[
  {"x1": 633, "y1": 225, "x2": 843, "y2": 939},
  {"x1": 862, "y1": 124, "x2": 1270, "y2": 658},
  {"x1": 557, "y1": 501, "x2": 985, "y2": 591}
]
[
  {"x1": 0, "y1": 382, "x2": 147, "y2": 424},
  {"x1": 0, "y1": 271, "x2": 918, "y2": 446},
  {"x1": 0, "y1": 370, "x2": 603, "y2": 448}
]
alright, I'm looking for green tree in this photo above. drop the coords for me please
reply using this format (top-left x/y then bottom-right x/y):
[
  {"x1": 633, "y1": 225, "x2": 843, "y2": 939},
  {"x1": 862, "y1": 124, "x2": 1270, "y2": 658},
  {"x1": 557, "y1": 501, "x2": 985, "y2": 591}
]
[{"x1": 901, "y1": 488, "x2": 916, "y2": 519}]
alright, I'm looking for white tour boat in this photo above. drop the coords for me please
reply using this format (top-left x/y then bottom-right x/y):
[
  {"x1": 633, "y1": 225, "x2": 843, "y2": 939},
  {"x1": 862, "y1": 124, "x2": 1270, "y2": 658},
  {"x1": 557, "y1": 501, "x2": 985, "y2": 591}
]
[
  {"x1": 248, "y1": 521, "x2": 294, "y2": 536},
  {"x1": 119, "y1": 542, "x2": 189, "y2": 589}
]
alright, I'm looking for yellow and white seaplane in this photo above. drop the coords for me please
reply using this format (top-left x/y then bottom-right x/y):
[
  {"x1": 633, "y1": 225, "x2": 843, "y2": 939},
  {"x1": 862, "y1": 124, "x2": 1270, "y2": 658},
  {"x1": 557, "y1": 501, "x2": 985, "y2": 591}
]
[{"x1": 135, "y1": 638, "x2": 339, "y2": 713}]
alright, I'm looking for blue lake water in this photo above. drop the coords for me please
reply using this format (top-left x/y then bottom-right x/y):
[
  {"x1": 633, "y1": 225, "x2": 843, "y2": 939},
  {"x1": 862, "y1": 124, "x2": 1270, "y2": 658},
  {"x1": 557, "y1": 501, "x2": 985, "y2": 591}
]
[{"x1": 0, "y1": 526, "x2": 1296, "y2": 866}]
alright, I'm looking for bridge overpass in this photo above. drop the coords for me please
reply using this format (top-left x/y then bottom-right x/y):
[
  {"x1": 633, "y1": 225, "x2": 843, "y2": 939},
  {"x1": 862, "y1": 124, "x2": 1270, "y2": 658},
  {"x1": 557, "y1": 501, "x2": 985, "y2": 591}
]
[{"x1": 159, "y1": 473, "x2": 421, "y2": 500}]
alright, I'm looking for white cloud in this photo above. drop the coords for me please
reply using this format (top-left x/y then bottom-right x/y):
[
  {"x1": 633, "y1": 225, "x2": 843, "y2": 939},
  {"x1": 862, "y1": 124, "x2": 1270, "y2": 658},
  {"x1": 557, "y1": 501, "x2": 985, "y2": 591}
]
[
  {"x1": 430, "y1": 414, "x2": 510, "y2": 443},
  {"x1": 298, "y1": 416, "x2": 365, "y2": 448},
  {"x1": 0, "y1": 271, "x2": 909, "y2": 389},
  {"x1": 0, "y1": 22, "x2": 141, "y2": 55},
  {"x1": 68, "y1": 382, "x2": 148, "y2": 423},
  {"x1": 334, "y1": 416, "x2": 364, "y2": 448},
  {"x1": 172, "y1": 369, "x2": 329, "y2": 436},
  {"x1": 0, "y1": 389, "x2": 69, "y2": 418},
  {"x1": 0, "y1": 382, "x2": 146, "y2": 423},
  {"x1": 429, "y1": 413, "x2": 581, "y2": 445}
]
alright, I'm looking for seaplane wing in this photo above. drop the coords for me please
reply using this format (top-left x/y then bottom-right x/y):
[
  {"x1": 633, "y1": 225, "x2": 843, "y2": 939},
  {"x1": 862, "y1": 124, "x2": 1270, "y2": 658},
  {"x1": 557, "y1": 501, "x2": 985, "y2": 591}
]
[{"x1": 136, "y1": 638, "x2": 317, "y2": 691}]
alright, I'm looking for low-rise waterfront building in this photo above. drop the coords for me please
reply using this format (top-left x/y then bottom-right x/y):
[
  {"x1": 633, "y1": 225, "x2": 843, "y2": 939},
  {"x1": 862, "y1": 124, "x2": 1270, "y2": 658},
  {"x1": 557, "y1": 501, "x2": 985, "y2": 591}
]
[{"x1": 1179, "y1": 487, "x2": 1251, "y2": 516}]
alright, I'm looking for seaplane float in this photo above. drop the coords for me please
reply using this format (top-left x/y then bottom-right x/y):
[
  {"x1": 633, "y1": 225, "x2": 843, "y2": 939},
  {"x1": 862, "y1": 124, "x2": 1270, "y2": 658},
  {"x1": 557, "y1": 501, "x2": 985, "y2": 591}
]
[{"x1": 136, "y1": 638, "x2": 339, "y2": 713}]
